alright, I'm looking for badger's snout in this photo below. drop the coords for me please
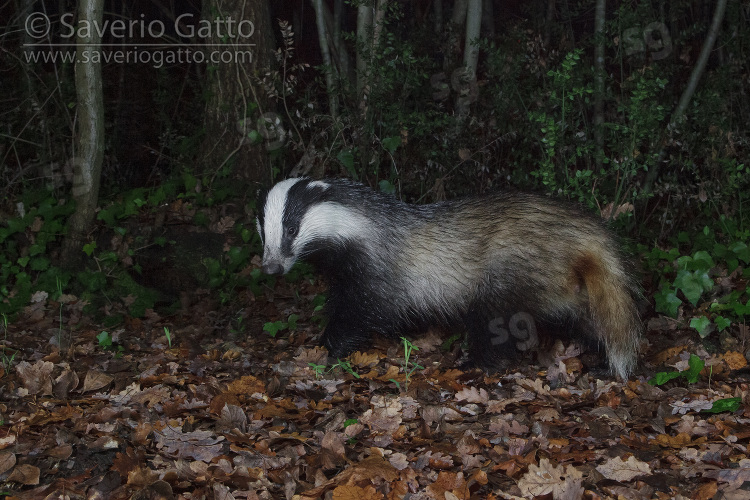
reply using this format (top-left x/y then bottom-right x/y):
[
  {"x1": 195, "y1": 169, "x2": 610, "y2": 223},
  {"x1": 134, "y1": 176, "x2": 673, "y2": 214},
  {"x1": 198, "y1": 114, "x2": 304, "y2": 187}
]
[{"x1": 261, "y1": 260, "x2": 285, "y2": 275}]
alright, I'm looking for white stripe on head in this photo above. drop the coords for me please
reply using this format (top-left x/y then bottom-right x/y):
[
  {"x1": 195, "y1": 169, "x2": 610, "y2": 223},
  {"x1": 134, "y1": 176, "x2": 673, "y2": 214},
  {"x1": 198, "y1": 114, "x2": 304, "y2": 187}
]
[
  {"x1": 262, "y1": 178, "x2": 303, "y2": 259},
  {"x1": 294, "y1": 202, "x2": 372, "y2": 256}
]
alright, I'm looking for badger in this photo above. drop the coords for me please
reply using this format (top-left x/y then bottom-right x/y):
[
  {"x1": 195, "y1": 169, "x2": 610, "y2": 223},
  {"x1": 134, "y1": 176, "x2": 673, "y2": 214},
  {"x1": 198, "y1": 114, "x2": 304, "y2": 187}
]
[{"x1": 256, "y1": 177, "x2": 641, "y2": 379}]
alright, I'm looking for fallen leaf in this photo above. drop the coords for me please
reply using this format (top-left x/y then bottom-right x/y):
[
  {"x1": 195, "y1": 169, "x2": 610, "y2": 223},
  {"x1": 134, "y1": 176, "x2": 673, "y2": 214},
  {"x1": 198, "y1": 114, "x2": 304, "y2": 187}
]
[
  {"x1": 0, "y1": 451, "x2": 16, "y2": 475},
  {"x1": 81, "y1": 369, "x2": 114, "y2": 392},
  {"x1": 7, "y1": 464, "x2": 40, "y2": 485},
  {"x1": 16, "y1": 360, "x2": 54, "y2": 396},
  {"x1": 517, "y1": 458, "x2": 583, "y2": 498},
  {"x1": 723, "y1": 351, "x2": 747, "y2": 370},
  {"x1": 596, "y1": 455, "x2": 651, "y2": 482},
  {"x1": 455, "y1": 386, "x2": 489, "y2": 404}
]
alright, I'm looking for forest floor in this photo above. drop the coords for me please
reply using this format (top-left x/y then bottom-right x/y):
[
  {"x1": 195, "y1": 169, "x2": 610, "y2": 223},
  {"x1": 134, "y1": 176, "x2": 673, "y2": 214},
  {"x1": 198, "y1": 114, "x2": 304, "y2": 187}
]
[{"x1": 1, "y1": 269, "x2": 749, "y2": 500}]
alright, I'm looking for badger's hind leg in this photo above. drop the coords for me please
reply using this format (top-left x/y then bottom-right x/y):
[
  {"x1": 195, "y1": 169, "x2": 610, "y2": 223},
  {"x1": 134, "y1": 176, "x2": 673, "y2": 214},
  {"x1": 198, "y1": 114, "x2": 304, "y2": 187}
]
[{"x1": 463, "y1": 303, "x2": 539, "y2": 371}]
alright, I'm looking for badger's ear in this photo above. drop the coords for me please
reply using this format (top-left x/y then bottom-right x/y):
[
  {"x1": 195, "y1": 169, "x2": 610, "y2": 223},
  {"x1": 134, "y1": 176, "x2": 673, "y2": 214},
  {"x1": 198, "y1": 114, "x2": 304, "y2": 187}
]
[{"x1": 305, "y1": 180, "x2": 330, "y2": 199}]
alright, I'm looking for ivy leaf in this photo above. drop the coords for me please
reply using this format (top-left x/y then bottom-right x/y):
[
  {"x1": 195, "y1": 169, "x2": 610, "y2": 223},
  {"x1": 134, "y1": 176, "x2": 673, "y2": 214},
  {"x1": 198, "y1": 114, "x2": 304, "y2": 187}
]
[
  {"x1": 648, "y1": 371, "x2": 682, "y2": 386},
  {"x1": 689, "y1": 316, "x2": 712, "y2": 338},
  {"x1": 654, "y1": 288, "x2": 681, "y2": 317},
  {"x1": 702, "y1": 397, "x2": 741, "y2": 414},
  {"x1": 685, "y1": 354, "x2": 705, "y2": 384}
]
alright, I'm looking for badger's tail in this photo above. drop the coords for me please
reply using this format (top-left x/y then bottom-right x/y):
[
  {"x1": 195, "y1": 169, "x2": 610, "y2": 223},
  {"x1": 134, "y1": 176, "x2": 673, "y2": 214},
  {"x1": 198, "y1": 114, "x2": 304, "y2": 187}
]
[{"x1": 574, "y1": 251, "x2": 641, "y2": 380}]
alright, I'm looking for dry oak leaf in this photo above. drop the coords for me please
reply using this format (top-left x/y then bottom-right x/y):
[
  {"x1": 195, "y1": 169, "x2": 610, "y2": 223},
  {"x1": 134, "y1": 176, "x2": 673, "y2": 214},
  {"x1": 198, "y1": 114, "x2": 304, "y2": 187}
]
[
  {"x1": 0, "y1": 451, "x2": 16, "y2": 475},
  {"x1": 455, "y1": 386, "x2": 489, "y2": 404},
  {"x1": 349, "y1": 350, "x2": 380, "y2": 368},
  {"x1": 653, "y1": 432, "x2": 703, "y2": 448},
  {"x1": 216, "y1": 403, "x2": 248, "y2": 433},
  {"x1": 154, "y1": 425, "x2": 224, "y2": 462},
  {"x1": 427, "y1": 471, "x2": 470, "y2": 500},
  {"x1": 723, "y1": 351, "x2": 747, "y2": 370},
  {"x1": 361, "y1": 395, "x2": 402, "y2": 434},
  {"x1": 7, "y1": 463, "x2": 40, "y2": 485},
  {"x1": 15, "y1": 360, "x2": 54, "y2": 396},
  {"x1": 422, "y1": 405, "x2": 463, "y2": 426},
  {"x1": 81, "y1": 369, "x2": 114, "y2": 392},
  {"x1": 301, "y1": 455, "x2": 398, "y2": 498},
  {"x1": 294, "y1": 346, "x2": 329, "y2": 366},
  {"x1": 517, "y1": 458, "x2": 583, "y2": 499},
  {"x1": 332, "y1": 484, "x2": 381, "y2": 500},
  {"x1": 321, "y1": 430, "x2": 346, "y2": 458},
  {"x1": 596, "y1": 456, "x2": 651, "y2": 482}
]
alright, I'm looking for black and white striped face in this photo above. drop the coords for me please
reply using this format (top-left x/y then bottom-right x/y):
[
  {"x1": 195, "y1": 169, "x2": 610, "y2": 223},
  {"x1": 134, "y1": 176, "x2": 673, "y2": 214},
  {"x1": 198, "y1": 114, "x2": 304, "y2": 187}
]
[{"x1": 257, "y1": 178, "x2": 368, "y2": 275}]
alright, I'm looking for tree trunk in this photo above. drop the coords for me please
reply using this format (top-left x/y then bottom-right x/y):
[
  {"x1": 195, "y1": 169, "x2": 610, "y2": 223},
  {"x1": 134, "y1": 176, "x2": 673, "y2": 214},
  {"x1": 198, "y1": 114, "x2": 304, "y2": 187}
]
[
  {"x1": 356, "y1": 3, "x2": 374, "y2": 101},
  {"x1": 456, "y1": 0, "x2": 481, "y2": 123},
  {"x1": 61, "y1": 0, "x2": 105, "y2": 268},
  {"x1": 312, "y1": 0, "x2": 339, "y2": 118},
  {"x1": 198, "y1": 0, "x2": 274, "y2": 186},
  {"x1": 593, "y1": 0, "x2": 605, "y2": 170},
  {"x1": 642, "y1": 0, "x2": 728, "y2": 194},
  {"x1": 443, "y1": 0, "x2": 468, "y2": 73},
  {"x1": 463, "y1": 0, "x2": 482, "y2": 76}
]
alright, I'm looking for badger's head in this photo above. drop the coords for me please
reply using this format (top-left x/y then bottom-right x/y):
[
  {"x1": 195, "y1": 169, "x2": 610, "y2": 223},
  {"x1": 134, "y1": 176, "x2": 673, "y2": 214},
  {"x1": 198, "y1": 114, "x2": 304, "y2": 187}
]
[{"x1": 256, "y1": 178, "x2": 366, "y2": 275}]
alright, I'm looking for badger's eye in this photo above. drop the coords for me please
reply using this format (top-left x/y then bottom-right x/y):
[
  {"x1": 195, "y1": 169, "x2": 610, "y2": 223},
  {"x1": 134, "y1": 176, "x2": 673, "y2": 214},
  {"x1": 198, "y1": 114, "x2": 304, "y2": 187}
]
[{"x1": 287, "y1": 225, "x2": 297, "y2": 236}]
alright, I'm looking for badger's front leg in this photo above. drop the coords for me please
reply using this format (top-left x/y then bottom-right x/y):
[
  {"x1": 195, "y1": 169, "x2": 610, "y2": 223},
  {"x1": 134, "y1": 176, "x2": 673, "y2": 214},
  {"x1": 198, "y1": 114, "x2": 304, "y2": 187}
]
[
  {"x1": 320, "y1": 288, "x2": 374, "y2": 359},
  {"x1": 321, "y1": 315, "x2": 372, "y2": 359}
]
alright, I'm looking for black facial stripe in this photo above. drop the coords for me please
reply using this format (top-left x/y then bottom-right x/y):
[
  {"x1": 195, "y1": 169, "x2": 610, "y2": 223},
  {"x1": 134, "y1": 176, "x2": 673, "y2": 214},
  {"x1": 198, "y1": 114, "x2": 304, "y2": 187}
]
[
  {"x1": 281, "y1": 179, "x2": 328, "y2": 256},
  {"x1": 256, "y1": 187, "x2": 269, "y2": 232}
]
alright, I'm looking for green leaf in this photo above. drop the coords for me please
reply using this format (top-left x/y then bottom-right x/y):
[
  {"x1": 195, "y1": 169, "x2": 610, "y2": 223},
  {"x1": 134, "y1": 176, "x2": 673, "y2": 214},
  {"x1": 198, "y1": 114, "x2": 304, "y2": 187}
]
[
  {"x1": 685, "y1": 354, "x2": 704, "y2": 384},
  {"x1": 674, "y1": 270, "x2": 710, "y2": 306},
  {"x1": 654, "y1": 288, "x2": 681, "y2": 317},
  {"x1": 648, "y1": 371, "x2": 682, "y2": 386},
  {"x1": 378, "y1": 180, "x2": 396, "y2": 195},
  {"x1": 690, "y1": 251, "x2": 714, "y2": 270},
  {"x1": 689, "y1": 316, "x2": 712, "y2": 338},
  {"x1": 337, "y1": 150, "x2": 355, "y2": 176},
  {"x1": 30, "y1": 257, "x2": 50, "y2": 271},
  {"x1": 730, "y1": 241, "x2": 750, "y2": 264},
  {"x1": 82, "y1": 241, "x2": 97, "y2": 256},
  {"x1": 287, "y1": 314, "x2": 299, "y2": 330},
  {"x1": 702, "y1": 397, "x2": 742, "y2": 414},
  {"x1": 248, "y1": 129, "x2": 263, "y2": 144},
  {"x1": 263, "y1": 321, "x2": 287, "y2": 338},
  {"x1": 381, "y1": 136, "x2": 401, "y2": 154},
  {"x1": 714, "y1": 316, "x2": 731, "y2": 332},
  {"x1": 97, "y1": 331, "x2": 113, "y2": 348}
]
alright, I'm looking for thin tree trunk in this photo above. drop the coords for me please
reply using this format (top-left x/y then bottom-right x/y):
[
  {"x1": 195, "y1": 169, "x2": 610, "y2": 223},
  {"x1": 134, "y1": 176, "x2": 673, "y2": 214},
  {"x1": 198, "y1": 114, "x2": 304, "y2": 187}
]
[
  {"x1": 313, "y1": 0, "x2": 338, "y2": 118},
  {"x1": 331, "y1": 0, "x2": 349, "y2": 81},
  {"x1": 456, "y1": 0, "x2": 481, "y2": 123},
  {"x1": 544, "y1": 0, "x2": 556, "y2": 47},
  {"x1": 463, "y1": 0, "x2": 482, "y2": 76},
  {"x1": 481, "y1": 0, "x2": 495, "y2": 39},
  {"x1": 61, "y1": 0, "x2": 105, "y2": 268},
  {"x1": 671, "y1": 0, "x2": 727, "y2": 125},
  {"x1": 356, "y1": 4, "x2": 373, "y2": 100},
  {"x1": 444, "y1": 0, "x2": 468, "y2": 73},
  {"x1": 593, "y1": 0, "x2": 605, "y2": 170},
  {"x1": 643, "y1": 0, "x2": 728, "y2": 194}
]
